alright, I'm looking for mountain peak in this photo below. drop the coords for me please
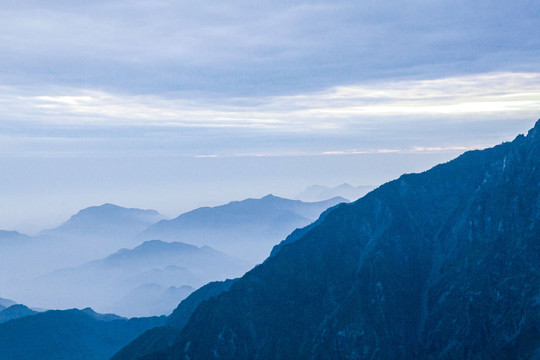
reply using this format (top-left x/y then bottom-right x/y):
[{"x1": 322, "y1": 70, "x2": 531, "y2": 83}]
[
  {"x1": 124, "y1": 120, "x2": 540, "y2": 359},
  {"x1": 0, "y1": 304, "x2": 38, "y2": 323},
  {"x1": 40, "y1": 203, "x2": 164, "y2": 241},
  {"x1": 527, "y1": 118, "x2": 540, "y2": 139},
  {"x1": 261, "y1": 194, "x2": 283, "y2": 201}
]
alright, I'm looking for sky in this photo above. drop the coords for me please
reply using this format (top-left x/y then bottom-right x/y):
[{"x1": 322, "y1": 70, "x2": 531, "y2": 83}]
[{"x1": 1, "y1": 0, "x2": 539, "y2": 232}]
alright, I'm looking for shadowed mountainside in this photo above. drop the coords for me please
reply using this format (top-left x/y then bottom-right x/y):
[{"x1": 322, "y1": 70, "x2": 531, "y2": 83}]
[
  {"x1": 0, "y1": 307, "x2": 166, "y2": 360},
  {"x1": 112, "y1": 279, "x2": 237, "y2": 360},
  {"x1": 117, "y1": 120, "x2": 540, "y2": 359}
]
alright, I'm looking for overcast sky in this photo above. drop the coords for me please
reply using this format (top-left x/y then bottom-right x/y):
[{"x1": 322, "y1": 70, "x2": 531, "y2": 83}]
[{"x1": 1, "y1": 0, "x2": 539, "y2": 231}]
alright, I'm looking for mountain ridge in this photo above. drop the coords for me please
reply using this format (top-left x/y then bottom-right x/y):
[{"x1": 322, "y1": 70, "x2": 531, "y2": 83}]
[
  {"x1": 119, "y1": 120, "x2": 540, "y2": 359},
  {"x1": 26, "y1": 240, "x2": 249, "y2": 317},
  {"x1": 0, "y1": 307, "x2": 166, "y2": 360},
  {"x1": 40, "y1": 203, "x2": 165, "y2": 239},
  {"x1": 139, "y1": 195, "x2": 348, "y2": 262}
]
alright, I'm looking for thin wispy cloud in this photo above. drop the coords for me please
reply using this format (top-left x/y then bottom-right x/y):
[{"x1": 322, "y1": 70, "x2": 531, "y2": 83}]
[{"x1": 3, "y1": 72, "x2": 539, "y2": 132}]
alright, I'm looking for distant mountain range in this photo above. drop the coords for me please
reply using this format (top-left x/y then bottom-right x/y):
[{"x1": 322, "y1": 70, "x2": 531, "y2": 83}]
[
  {"x1": 0, "y1": 307, "x2": 165, "y2": 360},
  {"x1": 22, "y1": 240, "x2": 249, "y2": 317},
  {"x1": 116, "y1": 121, "x2": 540, "y2": 359},
  {"x1": 296, "y1": 183, "x2": 375, "y2": 202},
  {"x1": 139, "y1": 195, "x2": 347, "y2": 262},
  {"x1": 2, "y1": 195, "x2": 345, "y2": 319},
  {"x1": 0, "y1": 204, "x2": 168, "y2": 284},
  {"x1": 39, "y1": 203, "x2": 166, "y2": 254}
]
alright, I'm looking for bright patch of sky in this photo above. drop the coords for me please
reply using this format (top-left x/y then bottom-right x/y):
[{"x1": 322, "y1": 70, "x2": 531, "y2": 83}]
[{"x1": 0, "y1": 0, "x2": 539, "y2": 231}]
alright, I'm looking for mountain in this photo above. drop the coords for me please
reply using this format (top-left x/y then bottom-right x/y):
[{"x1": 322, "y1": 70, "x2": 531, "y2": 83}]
[
  {"x1": 40, "y1": 203, "x2": 164, "y2": 243},
  {"x1": 117, "y1": 120, "x2": 540, "y2": 359},
  {"x1": 139, "y1": 195, "x2": 347, "y2": 262},
  {"x1": 0, "y1": 307, "x2": 166, "y2": 360},
  {"x1": 0, "y1": 204, "x2": 167, "y2": 286},
  {"x1": 23, "y1": 240, "x2": 249, "y2": 317},
  {"x1": 0, "y1": 230, "x2": 31, "y2": 248},
  {"x1": 112, "y1": 279, "x2": 236, "y2": 360},
  {"x1": 0, "y1": 298, "x2": 16, "y2": 309},
  {"x1": 296, "y1": 183, "x2": 375, "y2": 202},
  {"x1": 0, "y1": 304, "x2": 38, "y2": 323},
  {"x1": 114, "y1": 284, "x2": 195, "y2": 318}
]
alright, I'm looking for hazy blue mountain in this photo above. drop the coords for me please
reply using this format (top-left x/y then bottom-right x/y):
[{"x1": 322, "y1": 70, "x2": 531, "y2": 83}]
[
  {"x1": 139, "y1": 195, "x2": 347, "y2": 262},
  {"x1": 114, "y1": 284, "x2": 195, "y2": 318},
  {"x1": 0, "y1": 230, "x2": 31, "y2": 248},
  {"x1": 0, "y1": 298, "x2": 16, "y2": 309},
  {"x1": 118, "y1": 121, "x2": 540, "y2": 359},
  {"x1": 0, "y1": 304, "x2": 37, "y2": 323},
  {"x1": 296, "y1": 183, "x2": 375, "y2": 202},
  {"x1": 0, "y1": 204, "x2": 167, "y2": 288},
  {"x1": 40, "y1": 203, "x2": 165, "y2": 242},
  {"x1": 25, "y1": 240, "x2": 249, "y2": 317},
  {"x1": 166, "y1": 279, "x2": 237, "y2": 330},
  {"x1": 0, "y1": 307, "x2": 165, "y2": 360},
  {"x1": 112, "y1": 279, "x2": 237, "y2": 360}
]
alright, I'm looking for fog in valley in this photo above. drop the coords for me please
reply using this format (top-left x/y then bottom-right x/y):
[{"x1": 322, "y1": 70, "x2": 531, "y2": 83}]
[{"x1": 0, "y1": 189, "x2": 359, "y2": 317}]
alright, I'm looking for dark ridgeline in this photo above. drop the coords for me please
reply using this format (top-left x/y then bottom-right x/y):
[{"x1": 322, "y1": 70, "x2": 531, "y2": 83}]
[
  {"x1": 0, "y1": 304, "x2": 37, "y2": 323},
  {"x1": 114, "y1": 119, "x2": 540, "y2": 359},
  {"x1": 0, "y1": 307, "x2": 166, "y2": 360},
  {"x1": 112, "y1": 280, "x2": 237, "y2": 360}
]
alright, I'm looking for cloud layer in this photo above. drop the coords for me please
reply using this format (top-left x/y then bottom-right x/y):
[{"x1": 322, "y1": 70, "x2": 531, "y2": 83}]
[{"x1": 1, "y1": 1, "x2": 539, "y2": 95}]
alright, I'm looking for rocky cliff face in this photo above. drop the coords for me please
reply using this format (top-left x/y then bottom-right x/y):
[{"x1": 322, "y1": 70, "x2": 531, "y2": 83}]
[{"x1": 123, "y1": 120, "x2": 540, "y2": 360}]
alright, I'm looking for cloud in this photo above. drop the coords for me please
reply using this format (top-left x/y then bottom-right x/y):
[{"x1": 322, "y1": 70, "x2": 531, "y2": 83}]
[
  {"x1": 0, "y1": 1, "x2": 539, "y2": 95},
  {"x1": 0, "y1": 71, "x2": 538, "y2": 159},
  {"x1": 3, "y1": 72, "x2": 539, "y2": 129}
]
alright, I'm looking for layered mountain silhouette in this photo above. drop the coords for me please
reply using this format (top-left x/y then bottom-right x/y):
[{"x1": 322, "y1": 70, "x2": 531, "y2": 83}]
[
  {"x1": 0, "y1": 307, "x2": 165, "y2": 360},
  {"x1": 41, "y1": 203, "x2": 164, "y2": 239},
  {"x1": 0, "y1": 230, "x2": 31, "y2": 248},
  {"x1": 296, "y1": 183, "x2": 374, "y2": 202},
  {"x1": 0, "y1": 304, "x2": 37, "y2": 323},
  {"x1": 39, "y1": 203, "x2": 165, "y2": 255},
  {"x1": 0, "y1": 204, "x2": 167, "y2": 284},
  {"x1": 24, "y1": 240, "x2": 249, "y2": 317},
  {"x1": 116, "y1": 120, "x2": 540, "y2": 359},
  {"x1": 2, "y1": 196, "x2": 344, "y2": 318},
  {"x1": 112, "y1": 279, "x2": 237, "y2": 360},
  {"x1": 0, "y1": 298, "x2": 16, "y2": 310},
  {"x1": 138, "y1": 195, "x2": 347, "y2": 262}
]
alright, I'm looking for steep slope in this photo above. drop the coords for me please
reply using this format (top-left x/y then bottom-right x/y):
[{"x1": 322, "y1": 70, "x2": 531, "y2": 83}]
[
  {"x1": 112, "y1": 279, "x2": 236, "y2": 360},
  {"x1": 139, "y1": 195, "x2": 347, "y2": 262},
  {"x1": 0, "y1": 308, "x2": 165, "y2": 360},
  {"x1": 25, "y1": 240, "x2": 249, "y2": 317},
  {"x1": 0, "y1": 304, "x2": 37, "y2": 323},
  {"x1": 126, "y1": 120, "x2": 540, "y2": 359}
]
